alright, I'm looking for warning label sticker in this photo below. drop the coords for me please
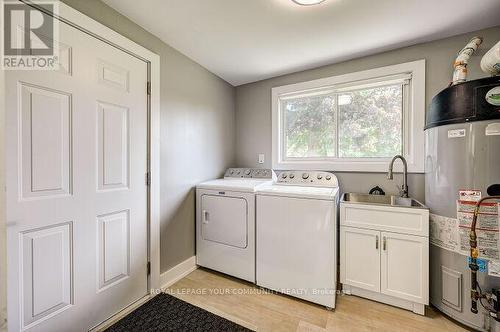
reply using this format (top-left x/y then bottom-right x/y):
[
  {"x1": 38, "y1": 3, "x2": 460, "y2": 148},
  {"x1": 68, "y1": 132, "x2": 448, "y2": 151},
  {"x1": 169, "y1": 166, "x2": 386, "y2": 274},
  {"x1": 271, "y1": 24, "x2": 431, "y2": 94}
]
[
  {"x1": 459, "y1": 189, "x2": 482, "y2": 202},
  {"x1": 457, "y1": 198, "x2": 500, "y2": 260},
  {"x1": 430, "y1": 190, "x2": 500, "y2": 271},
  {"x1": 457, "y1": 200, "x2": 498, "y2": 214}
]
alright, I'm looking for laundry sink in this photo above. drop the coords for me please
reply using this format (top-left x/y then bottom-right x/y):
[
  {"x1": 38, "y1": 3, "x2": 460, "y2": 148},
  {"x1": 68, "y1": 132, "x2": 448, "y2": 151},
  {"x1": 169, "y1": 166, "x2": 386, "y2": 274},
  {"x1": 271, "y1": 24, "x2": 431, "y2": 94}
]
[
  {"x1": 392, "y1": 196, "x2": 427, "y2": 208},
  {"x1": 342, "y1": 193, "x2": 427, "y2": 209}
]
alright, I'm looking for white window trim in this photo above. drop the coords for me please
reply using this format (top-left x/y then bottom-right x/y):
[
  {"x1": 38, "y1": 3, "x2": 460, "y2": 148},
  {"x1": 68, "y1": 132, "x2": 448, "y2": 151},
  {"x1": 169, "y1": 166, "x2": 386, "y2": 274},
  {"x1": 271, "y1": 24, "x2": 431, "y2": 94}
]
[{"x1": 272, "y1": 60, "x2": 426, "y2": 173}]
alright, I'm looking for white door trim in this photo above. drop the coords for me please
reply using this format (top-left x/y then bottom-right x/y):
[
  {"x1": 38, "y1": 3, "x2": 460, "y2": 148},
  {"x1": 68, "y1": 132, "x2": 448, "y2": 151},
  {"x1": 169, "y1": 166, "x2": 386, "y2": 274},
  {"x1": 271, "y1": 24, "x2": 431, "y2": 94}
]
[
  {"x1": 19, "y1": 0, "x2": 161, "y2": 294},
  {"x1": 0, "y1": 46, "x2": 6, "y2": 330}
]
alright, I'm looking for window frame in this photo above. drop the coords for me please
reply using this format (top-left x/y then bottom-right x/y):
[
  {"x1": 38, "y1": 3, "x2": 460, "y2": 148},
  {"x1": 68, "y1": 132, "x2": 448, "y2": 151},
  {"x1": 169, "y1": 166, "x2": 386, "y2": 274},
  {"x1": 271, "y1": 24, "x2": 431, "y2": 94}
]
[{"x1": 271, "y1": 60, "x2": 425, "y2": 173}]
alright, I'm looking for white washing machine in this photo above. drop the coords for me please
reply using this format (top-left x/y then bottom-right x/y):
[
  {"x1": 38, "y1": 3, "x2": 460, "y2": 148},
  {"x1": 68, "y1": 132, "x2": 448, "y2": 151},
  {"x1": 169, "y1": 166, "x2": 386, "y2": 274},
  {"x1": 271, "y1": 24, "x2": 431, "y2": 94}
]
[
  {"x1": 196, "y1": 168, "x2": 274, "y2": 282},
  {"x1": 256, "y1": 171, "x2": 339, "y2": 308}
]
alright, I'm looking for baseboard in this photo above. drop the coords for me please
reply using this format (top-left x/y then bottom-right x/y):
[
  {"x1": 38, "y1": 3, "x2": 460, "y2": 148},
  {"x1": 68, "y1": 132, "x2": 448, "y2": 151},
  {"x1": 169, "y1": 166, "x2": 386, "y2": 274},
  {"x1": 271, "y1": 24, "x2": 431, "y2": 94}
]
[
  {"x1": 160, "y1": 256, "x2": 197, "y2": 289},
  {"x1": 0, "y1": 309, "x2": 6, "y2": 332}
]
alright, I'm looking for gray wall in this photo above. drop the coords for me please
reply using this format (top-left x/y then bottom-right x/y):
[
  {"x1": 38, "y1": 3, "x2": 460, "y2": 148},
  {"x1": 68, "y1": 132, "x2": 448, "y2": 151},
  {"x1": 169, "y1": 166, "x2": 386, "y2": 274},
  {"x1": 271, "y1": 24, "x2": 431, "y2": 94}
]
[
  {"x1": 235, "y1": 25, "x2": 500, "y2": 202},
  {"x1": 0, "y1": 49, "x2": 6, "y2": 332},
  {"x1": 61, "y1": 0, "x2": 236, "y2": 273}
]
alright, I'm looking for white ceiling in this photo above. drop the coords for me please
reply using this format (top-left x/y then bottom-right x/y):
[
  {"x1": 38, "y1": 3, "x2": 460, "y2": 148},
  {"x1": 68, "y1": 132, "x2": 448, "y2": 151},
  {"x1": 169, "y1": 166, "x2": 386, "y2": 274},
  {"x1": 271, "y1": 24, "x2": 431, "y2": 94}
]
[{"x1": 102, "y1": 0, "x2": 500, "y2": 86}]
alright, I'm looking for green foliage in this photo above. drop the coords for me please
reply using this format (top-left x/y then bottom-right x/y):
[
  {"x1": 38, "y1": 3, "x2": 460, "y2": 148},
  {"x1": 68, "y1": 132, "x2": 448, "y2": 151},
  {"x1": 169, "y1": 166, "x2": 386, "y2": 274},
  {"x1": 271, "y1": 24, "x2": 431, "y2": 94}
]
[
  {"x1": 284, "y1": 85, "x2": 402, "y2": 159},
  {"x1": 285, "y1": 94, "x2": 336, "y2": 158},
  {"x1": 338, "y1": 85, "x2": 402, "y2": 157}
]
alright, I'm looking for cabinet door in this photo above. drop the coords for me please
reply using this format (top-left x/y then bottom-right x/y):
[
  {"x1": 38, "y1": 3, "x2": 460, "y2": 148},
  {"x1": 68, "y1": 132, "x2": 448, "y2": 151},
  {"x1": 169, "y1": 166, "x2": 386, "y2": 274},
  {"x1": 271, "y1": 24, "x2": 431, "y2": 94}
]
[
  {"x1": 381, "y1": 232, "x2": 428, "y2": 304},
  {"x1": 340, "y1": 227, "x2": 380, "y2": 292}
]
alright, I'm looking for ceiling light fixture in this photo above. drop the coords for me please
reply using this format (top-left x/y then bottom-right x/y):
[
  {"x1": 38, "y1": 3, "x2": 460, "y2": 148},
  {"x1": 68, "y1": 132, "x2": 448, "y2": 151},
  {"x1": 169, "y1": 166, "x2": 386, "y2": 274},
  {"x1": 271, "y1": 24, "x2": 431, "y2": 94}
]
[{"x1": 292, "y1": 0, "x2": 326, "y2": 5}]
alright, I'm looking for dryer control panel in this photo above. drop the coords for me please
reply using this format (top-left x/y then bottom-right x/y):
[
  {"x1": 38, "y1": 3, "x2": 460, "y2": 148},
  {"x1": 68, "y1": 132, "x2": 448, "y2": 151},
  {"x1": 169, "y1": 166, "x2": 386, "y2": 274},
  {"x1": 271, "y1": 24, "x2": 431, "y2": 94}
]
[
  {"x1": 275, "y1": 170, "x2": 339, "y2": 187},
  {"x1": 224, "y1": 168, "x2": 274, "y2": 179}
]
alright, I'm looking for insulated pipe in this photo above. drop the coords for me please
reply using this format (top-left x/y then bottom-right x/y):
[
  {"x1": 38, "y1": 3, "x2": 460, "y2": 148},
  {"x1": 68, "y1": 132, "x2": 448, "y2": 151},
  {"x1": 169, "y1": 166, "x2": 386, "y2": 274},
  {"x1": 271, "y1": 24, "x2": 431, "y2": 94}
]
[
  {"x1": 481, "y1": 41, "x2": 500, "y2": 76},
  {"x1": 452, "y1": 36, "x2": 483, "y2": 85}
]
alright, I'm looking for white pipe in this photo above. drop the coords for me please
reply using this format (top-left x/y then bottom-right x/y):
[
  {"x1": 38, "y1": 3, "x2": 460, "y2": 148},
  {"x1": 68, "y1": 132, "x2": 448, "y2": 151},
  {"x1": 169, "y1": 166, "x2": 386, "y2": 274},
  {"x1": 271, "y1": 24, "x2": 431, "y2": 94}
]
[
  {"x1": 481, "y1": 41, "x2": 500, "y2": 76},
  {"x1": 452, "y1": 36, "x2": 483, "y2": 85}
]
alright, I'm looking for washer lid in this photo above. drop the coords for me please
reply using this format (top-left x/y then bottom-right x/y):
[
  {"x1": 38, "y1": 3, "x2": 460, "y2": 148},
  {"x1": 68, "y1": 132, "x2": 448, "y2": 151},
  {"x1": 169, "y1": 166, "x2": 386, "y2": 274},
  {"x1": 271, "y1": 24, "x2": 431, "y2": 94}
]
[
  {"x1": 256, "y1": 183, "x2": 339, "y2": 200},
  {"x1": 197, "y1": 178, "x2": 272, "y2": 192}
]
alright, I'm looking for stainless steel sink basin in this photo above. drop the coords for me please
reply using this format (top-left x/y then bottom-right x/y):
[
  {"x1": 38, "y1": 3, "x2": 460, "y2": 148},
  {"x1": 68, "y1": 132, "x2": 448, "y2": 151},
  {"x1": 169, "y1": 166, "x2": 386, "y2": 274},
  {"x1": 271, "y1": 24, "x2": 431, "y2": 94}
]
[
  {"x1": 342, "y1": 193, "x2": 427, "y2": 209},
  {"x1": 392, "y1": 196, "x2": 426, "y2": 208}
]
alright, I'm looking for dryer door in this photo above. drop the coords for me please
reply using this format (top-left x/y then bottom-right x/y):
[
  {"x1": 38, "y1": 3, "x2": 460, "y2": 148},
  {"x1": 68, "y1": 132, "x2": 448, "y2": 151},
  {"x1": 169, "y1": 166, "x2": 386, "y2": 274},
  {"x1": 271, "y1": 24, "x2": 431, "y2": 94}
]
[{"x1": 201, "y1": 194, "x2": 248, "y2": 248}]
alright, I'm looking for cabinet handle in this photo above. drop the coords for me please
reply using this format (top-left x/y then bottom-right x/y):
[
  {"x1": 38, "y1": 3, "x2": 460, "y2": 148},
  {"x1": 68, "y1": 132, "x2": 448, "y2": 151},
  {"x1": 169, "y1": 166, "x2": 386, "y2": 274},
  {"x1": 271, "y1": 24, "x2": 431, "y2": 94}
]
[
  {"x1": 375, "y1": 235, "x2": 379, "y2": 249},
  {"x1": 383, "y1": 236, "x2": 387, "y2": 251},
  {"x1": 202, "y1": 210, "x2": 209, "y2": 224}
]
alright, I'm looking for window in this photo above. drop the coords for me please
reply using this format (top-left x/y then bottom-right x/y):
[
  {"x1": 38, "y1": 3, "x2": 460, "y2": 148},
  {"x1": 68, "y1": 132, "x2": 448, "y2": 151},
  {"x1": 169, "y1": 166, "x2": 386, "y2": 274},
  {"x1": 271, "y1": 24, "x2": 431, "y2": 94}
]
[
  {"x1": 283, "y1": 91, "x2": 337, "y2": 158},
  {"x1": 272, "y1": 60, "x2": 425, "y2": 172}
]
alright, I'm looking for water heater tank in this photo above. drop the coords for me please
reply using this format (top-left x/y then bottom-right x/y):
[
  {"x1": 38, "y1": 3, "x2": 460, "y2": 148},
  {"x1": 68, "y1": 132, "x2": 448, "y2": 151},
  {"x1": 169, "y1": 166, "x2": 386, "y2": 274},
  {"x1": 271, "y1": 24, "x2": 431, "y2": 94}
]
[{"x1": 425, "y1": 76, "x2": 500, "y2": 331}]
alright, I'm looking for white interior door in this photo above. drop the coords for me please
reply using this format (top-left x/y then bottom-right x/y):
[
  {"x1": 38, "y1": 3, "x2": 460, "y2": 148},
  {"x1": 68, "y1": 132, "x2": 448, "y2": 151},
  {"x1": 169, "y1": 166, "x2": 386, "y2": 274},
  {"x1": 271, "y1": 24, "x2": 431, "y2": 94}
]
[
  {"x1": 380, "y1": 232, "x2": 428, "y2": 303},
  {"x1": 6, "y1": 7, "x2": 149, "y2": 332},
  {"x1": 340, "y1": 227, "x2": 380, "y2": 292}
]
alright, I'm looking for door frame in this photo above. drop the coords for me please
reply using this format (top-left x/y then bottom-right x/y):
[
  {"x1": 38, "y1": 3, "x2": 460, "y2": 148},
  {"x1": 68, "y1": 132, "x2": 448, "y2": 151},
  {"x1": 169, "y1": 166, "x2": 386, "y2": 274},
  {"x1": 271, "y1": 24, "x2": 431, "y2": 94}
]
[
  {"x1": 0, "y1": 35, "x2": 6, "y2": 330},
  {"x1": 5, "y1": 0, "x2": 161, "y2": 323}
]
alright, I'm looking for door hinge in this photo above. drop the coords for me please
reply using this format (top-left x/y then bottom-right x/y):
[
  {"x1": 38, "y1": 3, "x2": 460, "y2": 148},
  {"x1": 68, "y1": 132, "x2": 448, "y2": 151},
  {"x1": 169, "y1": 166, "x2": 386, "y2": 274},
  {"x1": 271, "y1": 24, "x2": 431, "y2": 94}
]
[
  {"x1": 146, "y1": 81, "x2": 151, "y2": 95},
  {"x1": 147, "y1": 262, "x2": 151, "y2": 275},
  {"x1": 146, "y1": 171, "x2": 151, "y2": 186}
]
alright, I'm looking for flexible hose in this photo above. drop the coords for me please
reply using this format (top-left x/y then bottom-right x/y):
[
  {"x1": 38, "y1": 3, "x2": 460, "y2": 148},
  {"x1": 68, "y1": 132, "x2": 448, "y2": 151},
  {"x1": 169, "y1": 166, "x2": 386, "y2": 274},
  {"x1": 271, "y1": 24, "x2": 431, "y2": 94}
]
[{"x1": 470, "y1": 196, "x2": 500, "y2": 314}]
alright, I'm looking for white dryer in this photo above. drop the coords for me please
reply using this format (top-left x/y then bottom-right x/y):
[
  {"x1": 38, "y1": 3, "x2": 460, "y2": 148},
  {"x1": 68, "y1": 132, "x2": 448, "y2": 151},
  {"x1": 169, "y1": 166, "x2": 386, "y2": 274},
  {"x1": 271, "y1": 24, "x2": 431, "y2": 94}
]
[
  {"x1": 196, "y1": 168, "x2": 274, "y2": 282},
  {"x1": 256, "y1": 171, "x2": 340, "y2": 308}
]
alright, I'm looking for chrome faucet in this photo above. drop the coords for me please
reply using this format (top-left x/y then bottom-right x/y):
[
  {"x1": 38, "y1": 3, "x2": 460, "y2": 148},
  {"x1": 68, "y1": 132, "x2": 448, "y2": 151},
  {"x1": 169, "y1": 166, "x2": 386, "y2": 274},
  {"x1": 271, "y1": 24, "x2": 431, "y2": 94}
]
[{"x1": 387, "y1": 155, "x2": 409, "y2": 198}]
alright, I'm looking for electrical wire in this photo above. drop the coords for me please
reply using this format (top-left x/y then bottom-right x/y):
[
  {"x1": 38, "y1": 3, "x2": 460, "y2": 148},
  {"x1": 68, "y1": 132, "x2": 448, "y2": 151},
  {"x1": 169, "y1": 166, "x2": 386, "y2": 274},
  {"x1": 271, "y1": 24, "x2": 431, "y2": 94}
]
[{"x1": 476, "y1": 283, "x2": 495, "y2": 313}]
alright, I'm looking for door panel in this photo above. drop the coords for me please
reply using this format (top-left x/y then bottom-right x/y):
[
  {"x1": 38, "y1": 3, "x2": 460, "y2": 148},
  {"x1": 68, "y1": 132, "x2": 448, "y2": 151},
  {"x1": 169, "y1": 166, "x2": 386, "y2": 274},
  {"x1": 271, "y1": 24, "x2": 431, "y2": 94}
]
[
  {"x1": 6, "y1": 6, "x2": 149, "y2": 331},
  {"x1": 381, "y1": 232, "x2": 428, "y2": 303},
  {"x1": 97, "y1": 210, "x2": 130, "y2": 291},
  {"x1": 98, "y1": 59, "x2": 130, "y2": 92},
  {"x1": 201, "y1": 195, "x2": 248, "y2": 248},
  {"x1": 20, "y1": 83, "x2": 72, "y2": 198},
  {"x1": 340, "y1": 227, "x2": 380, "y2": 292},
  {"x1": 21, "y1": 223, "x2": 72, "y2": 327},
  {"x1": 97, "y1": 102, "x2": 130, "y2": 190}
]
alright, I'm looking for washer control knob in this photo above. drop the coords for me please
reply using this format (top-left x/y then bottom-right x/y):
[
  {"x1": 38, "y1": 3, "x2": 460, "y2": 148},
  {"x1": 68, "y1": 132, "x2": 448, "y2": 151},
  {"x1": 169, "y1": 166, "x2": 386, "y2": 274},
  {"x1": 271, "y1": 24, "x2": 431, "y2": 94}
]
[
  {"x1": 236, "y1": 170, "x2": 241, "y2": 175},
  {"x1": 317, "y1": 174, "x2": 323, "y2": 180},
  {"x1": 230, "y1": 170, "x2": 235, "y2": 175},
  {"x1": 326, "y1": 175, "x2": 332, "y2": 180},
  {"x1": 302, "y1": 173, "x2": 309, "y2": 179},
  {"x1": 282, "y1": 173, "x2": 287, "y2": 179},
  {"x1": 244, "y1": 169, "x2": 251, "y2": 175},
  {"x1": 289, "y1": 173, "x2": 295, "y2": 179}
]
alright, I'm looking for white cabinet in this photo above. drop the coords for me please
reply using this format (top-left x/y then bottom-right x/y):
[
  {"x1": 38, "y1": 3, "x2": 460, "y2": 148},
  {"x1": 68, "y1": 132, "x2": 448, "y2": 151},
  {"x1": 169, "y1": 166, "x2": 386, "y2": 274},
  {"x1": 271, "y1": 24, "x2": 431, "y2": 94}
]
[
  {"x1": 381, "y1": 232, "x2": 428, "y2": 304},
  {"x1": 340, "y1": 202, "x2": 429, "y2": 315},
  {"x1": 340, "y1": 227, "x2": 380, "y2": 293}
]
